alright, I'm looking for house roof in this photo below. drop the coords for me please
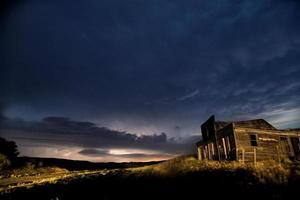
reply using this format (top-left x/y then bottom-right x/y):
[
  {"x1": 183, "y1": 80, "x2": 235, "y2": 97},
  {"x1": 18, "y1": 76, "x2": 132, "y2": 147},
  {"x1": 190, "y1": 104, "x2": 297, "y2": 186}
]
[
  {"x1": 215, "y1": 119, "x2": 277, "y2": 130},
  {"x1": 215, "y1": 121, "x2": 229, "y2": 130}
]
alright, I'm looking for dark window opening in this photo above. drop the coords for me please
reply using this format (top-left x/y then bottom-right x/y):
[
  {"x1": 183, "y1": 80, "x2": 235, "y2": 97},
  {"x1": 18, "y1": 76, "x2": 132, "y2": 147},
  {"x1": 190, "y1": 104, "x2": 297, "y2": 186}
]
[
  {"x1": 291, "y1": 137, "x2": 300, "y2": 156},
  {"x1": 250, "y1": 134, "x2": 257, "y2": 146}
]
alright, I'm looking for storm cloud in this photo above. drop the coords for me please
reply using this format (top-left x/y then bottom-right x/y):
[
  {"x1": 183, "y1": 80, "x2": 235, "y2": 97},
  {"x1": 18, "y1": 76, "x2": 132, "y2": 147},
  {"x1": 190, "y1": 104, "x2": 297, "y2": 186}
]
[
  {"x1": 1, "y1": 0, "x2": 300, "y2": 161},
  {"x1": 0, "y1": 117, "x2": 200, "y2": 161}
]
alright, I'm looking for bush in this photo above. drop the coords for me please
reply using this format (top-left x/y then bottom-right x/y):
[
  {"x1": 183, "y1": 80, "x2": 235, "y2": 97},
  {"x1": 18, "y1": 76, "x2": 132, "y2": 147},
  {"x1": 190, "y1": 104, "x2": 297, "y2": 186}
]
[
  {"x1": 0, "y1": 137, "x2": 19, "y2": 161},
  {"x1": 0, "y1": 153, "x2": 11, "y2": 170}
]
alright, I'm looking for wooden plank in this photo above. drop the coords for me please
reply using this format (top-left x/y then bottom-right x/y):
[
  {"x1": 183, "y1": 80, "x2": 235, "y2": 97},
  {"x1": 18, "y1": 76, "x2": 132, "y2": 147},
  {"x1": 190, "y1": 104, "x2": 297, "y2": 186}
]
[
  {"x1": 242, "y1": 148, "x2": 245, "y2": 164},
  {"x1": 254, "y1": 148, "x2": 256, "y2": 167},
  {"x1": 198, "y1": 147, "x2": 202, "y2": 160},
  {"x1": 222, "y1": 138, "x2": 227, "y2": 159}
]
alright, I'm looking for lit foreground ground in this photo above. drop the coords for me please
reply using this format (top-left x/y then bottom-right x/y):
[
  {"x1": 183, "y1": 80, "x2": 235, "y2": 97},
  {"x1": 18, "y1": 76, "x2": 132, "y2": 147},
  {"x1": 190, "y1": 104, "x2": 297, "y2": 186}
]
[
  {"x1": 0, "y1": 169, "x2": 111, "y2": 192},
  {"x1": 1, "y1": 156, "x2": 300, "y2": 200}
]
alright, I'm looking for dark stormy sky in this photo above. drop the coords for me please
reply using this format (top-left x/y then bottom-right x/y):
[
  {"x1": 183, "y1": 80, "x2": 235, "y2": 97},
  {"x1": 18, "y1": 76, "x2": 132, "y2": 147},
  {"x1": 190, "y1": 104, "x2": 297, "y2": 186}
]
[{"x1": 1, "y1": 0, "x2": 300, "y2": 161}]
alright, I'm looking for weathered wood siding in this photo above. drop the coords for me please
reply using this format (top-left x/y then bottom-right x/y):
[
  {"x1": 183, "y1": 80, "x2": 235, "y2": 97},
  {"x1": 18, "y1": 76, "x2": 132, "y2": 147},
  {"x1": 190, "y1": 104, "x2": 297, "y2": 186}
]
[
  {"x1": 234, "y1": 127, "x2": 300, "y2": 162},
  {"x1": 216, "y1": 123, "x2": 236, "y2": 160},
  {"x1": 197, "y1": 117, "x2": 300, "y2": 162}
]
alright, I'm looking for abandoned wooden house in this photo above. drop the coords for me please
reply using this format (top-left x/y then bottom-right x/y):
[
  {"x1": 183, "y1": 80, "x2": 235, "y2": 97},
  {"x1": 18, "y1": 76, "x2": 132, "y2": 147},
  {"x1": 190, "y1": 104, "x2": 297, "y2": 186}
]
[{"x1": 196, "y1": 115, "x2": 300, "y2": 163}]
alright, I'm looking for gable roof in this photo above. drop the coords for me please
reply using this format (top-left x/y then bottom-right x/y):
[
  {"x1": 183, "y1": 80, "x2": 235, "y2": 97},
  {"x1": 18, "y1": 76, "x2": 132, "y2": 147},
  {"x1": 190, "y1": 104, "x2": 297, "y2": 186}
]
[{"x1": 215, "y1": 119, "x2": 276, "y2": 130}]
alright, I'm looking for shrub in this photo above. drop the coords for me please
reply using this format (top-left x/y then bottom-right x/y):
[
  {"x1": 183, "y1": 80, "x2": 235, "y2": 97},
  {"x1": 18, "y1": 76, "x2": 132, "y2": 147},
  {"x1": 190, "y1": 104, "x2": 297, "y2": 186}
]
[
  {"x1": 0, "y1": 153, "x2": 11, "y2": 170},
  {"x1": 0, "y1": 137, "x2": 19, "y2": 161}
]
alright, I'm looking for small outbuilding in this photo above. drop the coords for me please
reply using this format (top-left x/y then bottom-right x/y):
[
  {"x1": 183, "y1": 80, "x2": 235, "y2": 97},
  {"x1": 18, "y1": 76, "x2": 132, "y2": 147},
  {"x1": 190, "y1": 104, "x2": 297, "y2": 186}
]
[{"x1": 196, "y1": 115, "x2": 300, "y2": 162}]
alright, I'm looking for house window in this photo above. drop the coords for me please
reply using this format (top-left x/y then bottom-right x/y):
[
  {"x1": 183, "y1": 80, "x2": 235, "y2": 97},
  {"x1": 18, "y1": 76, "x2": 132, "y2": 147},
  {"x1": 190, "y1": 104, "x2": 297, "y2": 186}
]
[{"x1": 250, "y1": 134, "x2": 257, "y2": 146}]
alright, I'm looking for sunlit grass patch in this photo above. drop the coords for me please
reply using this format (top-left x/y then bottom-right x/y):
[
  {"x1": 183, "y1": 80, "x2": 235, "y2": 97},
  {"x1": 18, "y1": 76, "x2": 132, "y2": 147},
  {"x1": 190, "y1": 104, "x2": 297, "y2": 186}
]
[{"x1": 126, "y1": 155, "x2": 298, "y2": 185}]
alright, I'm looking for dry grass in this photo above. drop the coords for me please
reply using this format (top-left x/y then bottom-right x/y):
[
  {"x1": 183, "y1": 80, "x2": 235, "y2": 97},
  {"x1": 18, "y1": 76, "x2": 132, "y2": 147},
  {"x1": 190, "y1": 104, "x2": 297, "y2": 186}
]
[
  {"x1": 0, "y1": 162, "x2": 68, "y2": 179},
  {"x1": 128, "y1": 155, "x2": 299, "y2": 184}
]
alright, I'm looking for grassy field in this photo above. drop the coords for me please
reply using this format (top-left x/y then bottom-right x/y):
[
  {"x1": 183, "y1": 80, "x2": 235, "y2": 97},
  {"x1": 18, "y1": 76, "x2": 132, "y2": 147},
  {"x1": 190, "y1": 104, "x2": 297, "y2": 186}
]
[
  {"x1": 0, "y1": 156, "x2": 160, "y2": 192},
  {"x1": 1, "y1": 155, "x2": 300, "y2": 200},
  {"x1": 128, "y1": 155, "x2": 300, "y2": 184}
]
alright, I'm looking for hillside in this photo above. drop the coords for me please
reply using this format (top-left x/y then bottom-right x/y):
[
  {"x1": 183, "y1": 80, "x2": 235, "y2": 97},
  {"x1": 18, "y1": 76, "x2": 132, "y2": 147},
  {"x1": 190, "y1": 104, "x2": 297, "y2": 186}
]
[
  {"x1": 16, "y1": 156, "x2": 162, "y2": 171},
  {"x1": 1, "y1": 155, "x2": 300, "y2": 199}
]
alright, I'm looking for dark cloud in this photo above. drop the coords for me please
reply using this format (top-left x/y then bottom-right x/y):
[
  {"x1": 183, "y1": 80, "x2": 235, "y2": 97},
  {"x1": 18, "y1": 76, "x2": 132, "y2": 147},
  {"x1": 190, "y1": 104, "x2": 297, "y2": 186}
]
[
  {"x1": 43, "y1": 117, "x2": 96, "y2": 129},
  {"x1": 78, "y1": 149, "x2": 109, "y2": 157},
  {"x1": 0, "y1": 117, "x2": 200, "y2": 160},
  {"x1": 0, "y1": 0, "x2": 300, "y2": 160},
  {"x1": 0, "y1": 103, "x2": 4, "y2": 121}
]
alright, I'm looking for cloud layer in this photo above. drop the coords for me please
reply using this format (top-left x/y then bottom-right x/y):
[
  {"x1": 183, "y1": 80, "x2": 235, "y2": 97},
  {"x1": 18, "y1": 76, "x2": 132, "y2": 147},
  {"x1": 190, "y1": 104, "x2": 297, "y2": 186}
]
[
  {"x1": 0, "y1": 0, "x2": 300, "y2": 160},
  {"x1": 0, "y1": 117, "x2": 200, "y2": 162}
]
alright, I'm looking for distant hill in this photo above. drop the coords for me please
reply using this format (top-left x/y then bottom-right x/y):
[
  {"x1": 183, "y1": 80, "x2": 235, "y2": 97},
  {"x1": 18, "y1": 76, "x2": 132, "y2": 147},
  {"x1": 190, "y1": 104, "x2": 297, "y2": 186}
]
[
  {"x1": 285, "y1": 128, "x2": 300, "y2": 131},
  {"x1": 16, "y1": 156, "x2": 162, "y2": 171}
]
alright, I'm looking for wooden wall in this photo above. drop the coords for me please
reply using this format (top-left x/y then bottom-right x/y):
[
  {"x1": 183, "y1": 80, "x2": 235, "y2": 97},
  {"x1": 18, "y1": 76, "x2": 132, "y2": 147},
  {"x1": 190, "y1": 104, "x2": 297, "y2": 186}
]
[
  {"x1": 234, "y1": 128, "x2": 299, "y2": 162},
  {"x1": 197, "y1": 123, "x2": 237, "y2": 161},
  {"x1": 197, "y1": 124, "x2": 300, "y2": 162},
  {"x1": 216, "y1": 123, "x2": 236, "y2": 160}
]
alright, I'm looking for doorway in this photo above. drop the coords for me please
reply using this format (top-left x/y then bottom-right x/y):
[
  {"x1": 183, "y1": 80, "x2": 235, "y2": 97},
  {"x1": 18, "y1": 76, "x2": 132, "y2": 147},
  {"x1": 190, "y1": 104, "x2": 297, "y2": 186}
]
[{"x1": 291, "y1": 137, "x2": 300, "y2": 156}]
